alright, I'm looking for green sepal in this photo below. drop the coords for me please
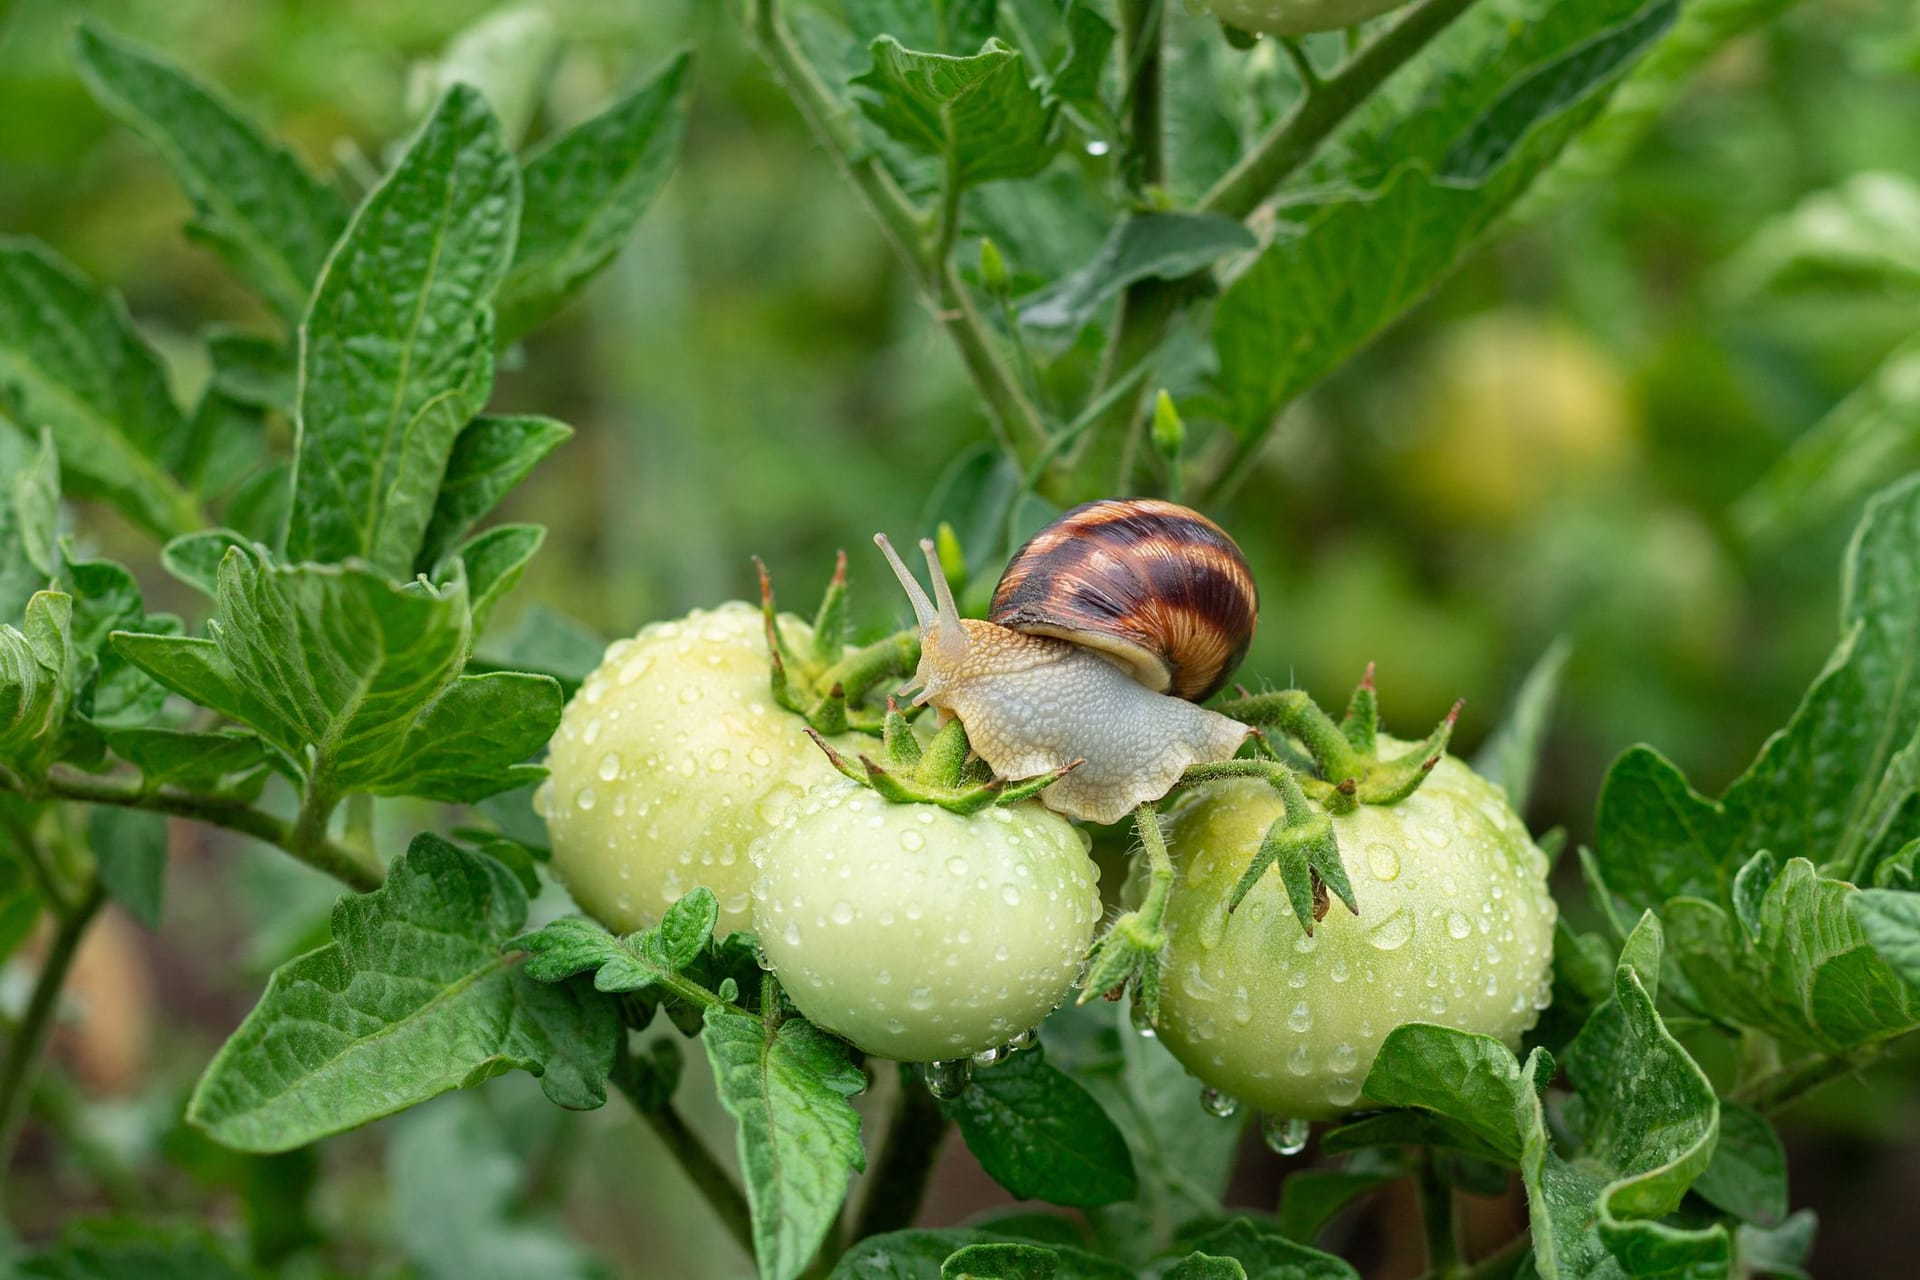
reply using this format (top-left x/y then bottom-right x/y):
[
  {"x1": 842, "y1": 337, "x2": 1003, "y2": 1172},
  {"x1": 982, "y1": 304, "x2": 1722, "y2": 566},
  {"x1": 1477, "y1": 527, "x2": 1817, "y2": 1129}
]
[
  {"x1": 881, "y1": 699, "x2": 921, "y2": 767},
  {"x1": 810, "y1": 549, "x2": 849, "y2": 667},
  {"x1": 1355, "y1": 700, "x2": 1460, "y2": 805},
  {"x1": 1339, "y1": 662, "x2": 1378, "y2": 755}
]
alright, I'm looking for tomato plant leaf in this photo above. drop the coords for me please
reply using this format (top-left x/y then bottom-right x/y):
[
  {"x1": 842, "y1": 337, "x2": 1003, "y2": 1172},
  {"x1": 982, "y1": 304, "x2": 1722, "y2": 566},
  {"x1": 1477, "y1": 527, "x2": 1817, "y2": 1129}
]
[
  {"x1": 1849, "y1": 888, "x2": 1920, "y2": 991},
  {"x1": 1019, "y1": 213, "x2": 1254, "y2": 333},
  {"x1": 702, "y1": 1008, "x2": 867, "y2": 1280},
  {"x1": 0, "y1": 241, "x2": 201, "y2": 538},
  {"x1": 102, "y1": 727, "x2": 264, "y2": 791},
  {"x1": 1472, "y1": 636, "x2": 1572, "y2": 817},
  {"x1": 1357, "y1": 1023, "x2": 1548, "y2": 1165},
  {"x1": 939, "y1": 1047, "x2": 1137, "y2": 1207},
  {"x1": 853, "y1": 38, "x2": 1057, "y2": 189},
  {"x1": 843, "y1": 0, "x2": 996, "y2": 55},
  {"x1": 286, "y1": 85, "x2": 518, "y2": 576},
  {"x1": 423, "y1": 6, "x2": 561, "y2": 149},
  {"x1": 1210, "y1": 0, "x2": 1676, "y2": 436},
  {"x1": 1693, "y1": 1101, "x2": 1789, "y2": 1226},
  {"x1": 1525, "y1": 914, "x2": 1729, "y2": 1279},
  {"x1": 443, "y1": 523, "x2": 544, "y2": 636},
  {"x1": 88, "y1": 806, "x2": 167, "y2": 929},
  {"x1": 0, "y1": 591, "x2": 74, "y2": 779},
  {"x1": 497, "y1": 52, "x2": 692, "y2": 341},
  {"x1": 1734, "y1": 1210, "x2": 1816, "y2": 1280},
  {"x1": 829, "y1": 1229, "x2": 1000, "y2": 1280},
  {"x1": 1176, "y1": 1220, "x2": 1359, "y2": 1280},
  {"x1": 205, "y1": 330, "x2": 297, "y2": 417},
  {"x1": 1594, "y1": 745, "x2": 1731, "y2": 912},
  {"x1": 939, "y1": 1241, "x2": 1134, "y2": 1279},
  {"x1": 187, "y1": 834, "x2": 617, "y2": 1152},
  {"x1": 1274, "y1": 1168, "x2": 1399, "y2": 1246},
  {"x1": 387, "y1": 1092, "x2": 601, "y2": 1280},
  {"x1": 0, "y1": 426, "x2": 59, "y2": 623},
  {"x1": 113, "y1": 546, "x2": 559, "y2": 803},
  {"x1": 1670, "y1": 859, "x2": 1919, "y2": 1053},
  {"x1": 18, "y1": 1219, "x2": 254, "y2": 1280},
  {"x1": 418, "y1": 415, "x2": 572, "y2": 571},
  {"x1": 71, "y1": 21, "x2": 346, "y2": 323},
  {"x1": 159, "y1": 530, "x2": 249, "y2": 598},
  {"x1": 1162, "y1": 1255, "x2": 1247, "y2": 1280}
]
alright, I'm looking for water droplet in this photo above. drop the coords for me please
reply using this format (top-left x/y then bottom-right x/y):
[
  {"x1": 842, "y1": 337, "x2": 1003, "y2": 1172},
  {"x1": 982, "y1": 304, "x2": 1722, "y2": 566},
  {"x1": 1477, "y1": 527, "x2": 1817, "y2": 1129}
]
[
  {"x1": 1287, "y1": 1000, "x2": 1313, "y2": 1033},
  {"x1": 1366, "y1": 842, "x2": 1400, "y2": 881},
  {"x1": 924, "y1": 1059, "x2": 973, "y2": 1099},
  {"x1": 1325, "y1": 1076, "x2": 1362, "y2": 1107},
  {"x1": 1199, "y1": 1086, "x2": 1239, "y2": 1119},
  {"x1": 532, "y1": 780, "x2": 554, "y2": 817},
  {"x1": 1366, "y1": 907, "x2": 1413, "y2": 951},
  {"x1": 596, "y1": 751, "x2": 622, "y2": 781},
  {"x1": 1000, "y1": 885, "x2": 1021, "y2": 906},
  {"x1": 678, "y1": 685, "x2": 701, "y2": 703},
  {"x1": 946, "y1": 856, "x2": 969, "y2": 877},
  {"x1": 782, "y1": 920, "x2": 801, "y2": 946},
  {"x1": 909, "y1": 986, "x2": 934, "y2": 1011},
  {"x1": 972, "y1": 1044, "x2": 1010, "y2": 1069},
  {"x1": 899, "y1": 829, "x2": 924, "y2": 852},
  {"x1": 1447, "y1": 910, "x2": 1472, "y2": 939},
  {"x1": 1130, "y1": 1002, "x2": 1157, "y2": 1038},
  {"x1": 830, "y1": 900, "x2": 854, "y2": 925},
  {"x1": 575, "y1": 786, "x2": 597, "y2": 812},
  {"x1": 1287, "y1": 1045, "x2": 1312, "y2": 1076},
  {"x1": 1263, "y1": 1114, "x2": 1311, "y2": 1155},
  {"x1": 1085, "y1": 138, "x2": 1111, "y2": 156},
  {"x1": 1329, "y1": 1042, "x2": 1359, "y2": 1073},
  {"x1": 1008, "y1": 1027, "x2": 1038, "y2": 1053}
]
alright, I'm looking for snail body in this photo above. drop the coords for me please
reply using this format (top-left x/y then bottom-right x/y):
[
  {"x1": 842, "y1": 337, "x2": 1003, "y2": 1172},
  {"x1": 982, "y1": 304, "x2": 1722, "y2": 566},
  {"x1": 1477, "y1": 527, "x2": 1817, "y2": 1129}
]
[{"x1": 876, "y1": 500, "x2": 1256, "y2": 825}]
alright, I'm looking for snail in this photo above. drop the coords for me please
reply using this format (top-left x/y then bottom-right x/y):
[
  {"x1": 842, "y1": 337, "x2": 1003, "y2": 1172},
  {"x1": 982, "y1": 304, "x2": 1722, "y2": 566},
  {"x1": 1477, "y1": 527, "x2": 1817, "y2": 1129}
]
[{"x1": 876, "y1": 499, "x2": 1256, "y2": 825}]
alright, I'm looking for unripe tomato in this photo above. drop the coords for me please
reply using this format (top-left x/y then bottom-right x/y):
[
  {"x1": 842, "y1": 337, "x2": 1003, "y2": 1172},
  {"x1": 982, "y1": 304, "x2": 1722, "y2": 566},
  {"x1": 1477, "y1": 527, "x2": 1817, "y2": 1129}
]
[
  {"x1": 1203, "y1": 0, "x2": 1413, "y2": 37},
  {"x1": 1397, "y1": 312, "x2": 1636, "y2": 531},
  {"x1": 1155, "y1": 743, "x2": 1555, "y2": 1119},
  {"x1": 537, "y1": 602, "x2": 856, "y2": 936},
  {"x1": 752, "y1": 781, "x2": 1103, "y2": 1062}
]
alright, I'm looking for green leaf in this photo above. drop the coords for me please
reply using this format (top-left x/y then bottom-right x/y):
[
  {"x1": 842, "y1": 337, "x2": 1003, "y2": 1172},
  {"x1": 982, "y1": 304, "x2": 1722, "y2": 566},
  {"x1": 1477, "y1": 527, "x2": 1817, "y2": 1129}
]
[
  {"x1": 474, "y1": 603, "x2": 607, "y2": 695},
  {"x1": 206, "y1": 330, "x2": 296, "y2": 417},
  {"x1": 1525, "y1": 915, "x2": 1728, "y2": 1279},
  {"x1": 497, "y1": 54, "x2": 693, "y2": 340},
  {"x1": 1593, "y1": 745, "x2": 1730, "y2": 912},
  {"x1": 0, "y1": 590, "x2": 74, "y2": 777},
  {"x1": 940, "y1": 1242, "x2": 1133, "y2": 1279},
  {"x1": 830, "y1": 1229, "x2": 999, "y2": 1280},
  {"x1": 103, "y1": 726, "x2": 264, "y2": 789},
  {"x1": 844, "y1": 0, "x2": 997, "y2": 54},
  {"x1": 1019, "y1": 213, "x2": 1254, "y2": 333},
  {"x1": 1358, "y1": 1023, "x2": 1548, "y2": 1165},
  {"x1": 703, "y1": 1008, "x2": 867, "y2": 1280},
  {"x1": 72, "y1": 22, "x2": 347, "y2": 322},
  {"x1": 1164, "y1": 1253, "x2": 1247, "y2": 1280},
  {"x1": 0, "y1": 425, "x2": 59, "y2": 621},
  {"x1": 159, "y1": 529, "x2": 249, "y2": 598},
  {"x1": 1734, "y1": 1210, "x2": 1816, "y2": 1280},
  {"x1": 1047, "y1": 3, "x2": 1113, "y2": 113},
  {"x1": 1692, "y1": 1101, "x2": 1787, "y2": 1226},
  {"x1": 1176, "y1": 1220, "x2": 1359, "y2": 1280},
  {"x1": 187, "y1": 833, "x2": 617, "y2": 1152},
  {"x1": 114, "y1": 546, "x2": 559, "y2": 804},
  {"x1": 1851, "y1": 888, "x2": 1920, "y2": 990},
  {"x1": 88, "y1": 806, "x2": 167, "y2": 929},
  {"x1": 0, "y1": 240, "x2": 200, "y2": 537},
  {"x1": 510, "y1": 891, "x2": 721, "y2": 1001},
  {"x1": 417, "y1": 415, "x2": 572, "y2": 570},
  {"x1": 423, "y1": 6, "x2": 561, "y2": 148},
  {"x1": 444, "y1": 523, "x2": 543, "y2": 636},
  {"x1": 854, "y1": 38, "x2": 1057, "y2": 188},
  {"x1": 939, "y1": 1047, "x2": 1136, "y2": 1207},
  {"x1": 388, "y1": 1091, "x2": 600, "y2": 1280},
  {"x1": 1210, "y1": 0, "x2": 1676, "y2": 434},
  {"x1": 1673, "y1": 859, "x2": 1919, "y2": 1053},
  {"x1": 18, "y1": 1219, "x2": 252, "y2": 1280},
  {"x1": 1473, "y1": 636, "x2": 1572, "y2": 816},
  {"x1": 1274, "y1": 1168, "x2": 1398, "y2": 1245},
  {"x1": 286, "y1": 86, "x2": 519, "y2": 576}
]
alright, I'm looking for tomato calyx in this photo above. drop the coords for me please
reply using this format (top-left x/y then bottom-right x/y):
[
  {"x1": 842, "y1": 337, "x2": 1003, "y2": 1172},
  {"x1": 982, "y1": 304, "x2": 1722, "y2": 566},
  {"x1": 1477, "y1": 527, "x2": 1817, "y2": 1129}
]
[
  {"x1": 805, "y1": 701, "x2": 1082, "y2": 815},
  {"x1": 755, "y1": 552, "x2": 920, "y2": 736}
]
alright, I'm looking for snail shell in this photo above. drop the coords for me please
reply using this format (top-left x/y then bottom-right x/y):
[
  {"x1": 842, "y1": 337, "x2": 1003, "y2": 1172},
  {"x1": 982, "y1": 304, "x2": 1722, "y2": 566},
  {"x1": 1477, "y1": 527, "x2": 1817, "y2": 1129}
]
[{"x1": 991, "y1": 499, "x2": 1258, "y2": 702}]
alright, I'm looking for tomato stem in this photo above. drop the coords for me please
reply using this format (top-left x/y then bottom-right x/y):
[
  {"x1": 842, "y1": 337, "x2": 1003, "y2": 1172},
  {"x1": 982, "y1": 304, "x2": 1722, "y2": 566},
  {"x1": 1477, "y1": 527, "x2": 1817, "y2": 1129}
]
[
  {"x1": 0, "y1": 876, "x2": 105, "y2": 1180},
  {"x1": 613, "y1": 1057, "x2": 756, "y2": 1262}
]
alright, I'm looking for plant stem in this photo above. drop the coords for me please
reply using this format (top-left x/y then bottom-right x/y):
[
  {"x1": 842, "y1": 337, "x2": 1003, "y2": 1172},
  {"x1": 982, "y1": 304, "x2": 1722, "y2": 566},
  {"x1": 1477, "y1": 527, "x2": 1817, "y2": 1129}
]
[
  {"x1": 624, "y1": 1088, "x2": 757, "y2": 1262},
  {"x1": 1416, "y1": 1231, "x2": 1532, "y2": 1280},
  {"x1": 1073, "y1": 0, "x2": 1483, "y2": 505},
  {"x1": 1417, "y1": 1150, "x2": 1462, "y2": 1278},
  {"x1": 1735, "y1": 1045, "x2": 1885, "y2": 1114},
  {"x1": 746, "y1": 0, "x2": 1049, "y2": 471},
  {"x1": 850, "y1": 1068, "x2": 949, "y2": 1240},
  {"x1": 20, "y1": 767, "x2": 383, "y2": 893},
  {"x1": 0, "y1": 879, "x2": 105, "y2": 1177}
]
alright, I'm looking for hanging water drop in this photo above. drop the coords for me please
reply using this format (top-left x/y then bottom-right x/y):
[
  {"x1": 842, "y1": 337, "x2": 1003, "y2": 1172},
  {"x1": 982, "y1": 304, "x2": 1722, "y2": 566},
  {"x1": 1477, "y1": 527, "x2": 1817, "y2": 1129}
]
[
  {"x1": 971, "y1": 1043, "x2": 1010, "y2": 1069},
  {"x1": 1085, "y1": 138, "x2": 1111, "y2": 156},
  {"x1": 1199, "y1": 1086, "x2": 1240, "y2": 1119},
  {"x1": 1263, "y1": 1114, "x2": 1311, "y2": 1156},
  {"x1": 1007, "y1": 1027, "x2": 1039, "y2": 1053},
  {"x1": 1130, "y1": 1000, "x2": 1158, "y2": 1038},
  {"x1": 924, "y1": 1058, "x2": 974, "y2": 1099}
]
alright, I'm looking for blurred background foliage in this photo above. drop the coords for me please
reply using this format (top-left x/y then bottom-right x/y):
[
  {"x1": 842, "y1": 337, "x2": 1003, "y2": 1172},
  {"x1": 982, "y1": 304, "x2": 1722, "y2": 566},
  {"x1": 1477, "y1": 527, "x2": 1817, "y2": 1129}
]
[{"x1": 5, "y1": 0, "x2": 1920, "y2": 1275}]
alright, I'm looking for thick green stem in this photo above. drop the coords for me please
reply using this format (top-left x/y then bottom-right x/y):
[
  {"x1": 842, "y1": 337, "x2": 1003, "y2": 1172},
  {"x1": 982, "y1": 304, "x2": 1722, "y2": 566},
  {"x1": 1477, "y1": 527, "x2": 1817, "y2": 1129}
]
[
  {"x1": 15, "y1": 767, "x2": 383, "y2": 893},
  {"x1": 1417, "y1": 1150, "x2": 1463, "y2": 1279},
  {"x1": 0, "y1": 880, "x2": 105, "y2": 1177},
  {"x1": 850, "y1": 1069, "x2": 950, "y2": 1240},
  {"x1": 1214, "y1": 690, "x2": 1366, "y2": 781},
  {"x1": 615, "y1": 1069, "x2": 756, "y2": 1261},
  {"x1": 746, "y1": 0, "x2": 1049, "y2": 470},
  {"x1": 1134, "y1": 800, "x2": 1176, "y2": 927}
]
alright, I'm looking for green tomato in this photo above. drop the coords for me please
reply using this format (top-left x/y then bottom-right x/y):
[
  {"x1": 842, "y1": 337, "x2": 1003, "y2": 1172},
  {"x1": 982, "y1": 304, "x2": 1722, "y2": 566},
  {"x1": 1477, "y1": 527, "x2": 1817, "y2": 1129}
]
[
  {"x1": 753, "y1": 780, "x2": 1103, "y2": 1062},
  {"x1": 537, "y1": 602, "x2": 855, "y2": 937},
  {"x1": 1204, "y1": 0, "x2": 1413, "y2": 37},
  {"x1": 1156, "y1": 742, "x2": 1555, "y2": 1119}
]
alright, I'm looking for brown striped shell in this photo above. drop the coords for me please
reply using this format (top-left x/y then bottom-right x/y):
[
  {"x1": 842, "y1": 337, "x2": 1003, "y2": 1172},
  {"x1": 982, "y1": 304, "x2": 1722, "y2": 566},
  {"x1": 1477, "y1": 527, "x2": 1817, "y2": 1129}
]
[{"x1": 990, "y1": 499, "x2": 1258, "y2": 703}]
